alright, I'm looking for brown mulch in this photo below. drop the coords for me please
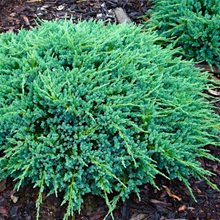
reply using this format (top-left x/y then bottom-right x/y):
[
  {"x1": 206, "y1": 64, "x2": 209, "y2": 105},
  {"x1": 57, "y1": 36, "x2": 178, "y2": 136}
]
[
  {"x1": 0, "y1": 0, "x2": 150, "y2": 32},
  {"x1": 0, "y1": 1, "x2": 220, "y2": 220}
]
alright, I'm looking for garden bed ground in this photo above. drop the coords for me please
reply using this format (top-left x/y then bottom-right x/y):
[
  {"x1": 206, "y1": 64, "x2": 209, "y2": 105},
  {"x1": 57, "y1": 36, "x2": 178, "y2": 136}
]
[{"x1": 0, "y1": 1, "x2": 220, "y2": 220}]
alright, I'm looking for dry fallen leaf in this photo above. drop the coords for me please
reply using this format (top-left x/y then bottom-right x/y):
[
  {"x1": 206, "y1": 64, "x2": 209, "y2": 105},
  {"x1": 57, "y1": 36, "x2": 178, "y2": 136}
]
[
  {"x1": 163, "y1": 185, "x2": 182, "y2": 201},
  {"x1": 21, "y1": 15, "x2": 30, "y2": 26},
  {"x1": 178, "y1": 204, "x2": 187, "y2": 212},
  {"x1": 10, "y1": 194, "x2": 19, "y2": 203}
]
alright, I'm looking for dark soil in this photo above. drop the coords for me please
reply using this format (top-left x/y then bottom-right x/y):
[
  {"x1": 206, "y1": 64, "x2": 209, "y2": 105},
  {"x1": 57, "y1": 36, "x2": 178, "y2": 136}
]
[{"x1": 0, "y1": 1, "x2": 220, "y2": 220}]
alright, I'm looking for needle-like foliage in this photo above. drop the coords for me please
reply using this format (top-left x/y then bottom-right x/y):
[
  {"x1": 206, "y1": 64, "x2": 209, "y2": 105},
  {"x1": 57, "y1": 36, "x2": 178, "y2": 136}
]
[
  {"x1": 0, "y1": 20, "x2": 219, "y2": 219},
  {"x1": 146, "y1": 0, "x2": 220, "y2": 67}
]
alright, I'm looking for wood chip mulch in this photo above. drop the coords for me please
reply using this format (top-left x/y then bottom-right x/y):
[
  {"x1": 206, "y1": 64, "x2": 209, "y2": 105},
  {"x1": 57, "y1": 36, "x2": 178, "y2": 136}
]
[{"x1": 0, "y1": 0, "x2": 150, "y2": 32}]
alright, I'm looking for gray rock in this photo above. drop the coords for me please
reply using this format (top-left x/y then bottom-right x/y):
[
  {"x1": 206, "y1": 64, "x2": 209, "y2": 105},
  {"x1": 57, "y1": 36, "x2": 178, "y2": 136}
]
[{"x1": 114, "y1": 7, "x2": 132, "y2": 24}]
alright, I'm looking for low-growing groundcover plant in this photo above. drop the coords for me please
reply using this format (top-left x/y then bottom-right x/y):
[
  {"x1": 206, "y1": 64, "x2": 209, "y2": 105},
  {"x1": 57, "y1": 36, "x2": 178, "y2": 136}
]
[
  {"x1": 146, "y1": 0, "x2": 220, "y2": 67},
  {"x1": 0, "y1": 20, "x2": 219, "y2": 219}
]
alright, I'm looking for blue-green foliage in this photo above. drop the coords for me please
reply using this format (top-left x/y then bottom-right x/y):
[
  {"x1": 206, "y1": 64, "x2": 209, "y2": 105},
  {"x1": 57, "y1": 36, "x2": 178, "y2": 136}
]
[
  {"x1": 146, "y1": 0, "x2": 220, "y2": 67},
  {"x1": 0, "y1": 20, "x2": 219, "y2": 219}
]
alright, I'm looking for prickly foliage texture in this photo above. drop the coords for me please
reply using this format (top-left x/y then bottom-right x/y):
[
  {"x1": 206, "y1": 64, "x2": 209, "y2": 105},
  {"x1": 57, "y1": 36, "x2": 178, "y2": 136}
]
[
  {"x1": 146, "y1": 0, "x2": 220, "y2": 67},
  {"x1": 0, "y1": 21, "x2": 219, "y2": 219}
]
